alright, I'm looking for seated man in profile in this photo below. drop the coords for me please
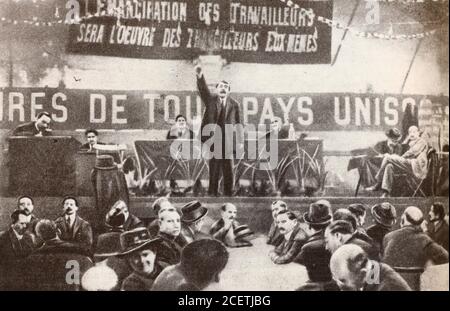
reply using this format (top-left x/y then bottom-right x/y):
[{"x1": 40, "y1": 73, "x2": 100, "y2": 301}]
[
  {"x1": 166, "y1": 114, "x2": 194, "y2": 140},
  {"x1": 12, "y1": 112, "x2": 52, "y2": 136},
  {"x1": 372, "y1": 128, "x2": 404, "y2": 156},
  {"x1": 80, "y1": 129, "x2": 105, "y2": 151},
  {"x1": 366, "y1": 126, "x2": 428, "y2": 197},
  {"x1": 267, "y1": 200, "x2": 289, "y2": 246}
]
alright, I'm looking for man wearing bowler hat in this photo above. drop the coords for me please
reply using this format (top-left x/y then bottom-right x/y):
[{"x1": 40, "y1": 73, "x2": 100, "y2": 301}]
[
  {"x1": 366, "y1": 202, "x2": 397, "y2": 248},
  {"x1": 373, "y1": 128, "x2": 404, "y2": 156},
  {"x1": 180, "y1": 200, "x2": 210, "y2": 243},
  {"x1": 119, "y1": 228, "x2": 163, "y2": 291},
  {"x1": 295, "y1": 200, "x2": 334, "y2": 286}
]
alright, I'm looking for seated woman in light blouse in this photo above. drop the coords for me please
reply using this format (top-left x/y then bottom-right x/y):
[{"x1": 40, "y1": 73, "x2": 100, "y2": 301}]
[{"x1": 166, "y1": 114, "x2": 194, "y2": 140}]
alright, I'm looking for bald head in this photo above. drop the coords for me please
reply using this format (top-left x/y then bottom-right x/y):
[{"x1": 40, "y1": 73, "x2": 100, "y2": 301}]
[
  {"x1": 221, "y1": 203, "x2": 237, "y2": 221},
  {"x1": 402, "y1": 206, "x2": 424, "y2": 227},
  {"x1": 330, "y1": 244, "x2": 369, "y2": 291}
]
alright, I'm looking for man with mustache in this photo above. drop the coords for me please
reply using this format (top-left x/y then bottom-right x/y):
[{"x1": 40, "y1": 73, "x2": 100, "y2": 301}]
[
  {"x1": 17, "y1": 195, "x2": 41, "y2": 246},
  {"x1": 196, "y1": 65, "x2": 244, "y2": 196},
  {"x1": 209, "y1": 203, "x2": 252, "y2": 247},
  {"x1": 269, "y1": 211, "x2": 308, "y2": 264},
  {"x1": 267, "y1": 200, "x2": 289, "y2": 246},
  {"x1": 156, "y1": 210, "x2": 187, "y2": 267},
  {"x1": 55, "y1": 196, "x2": 93, "y2": 253},
  {"x1": 12, "y1": 111, "x2": 52, "y2": 136}
]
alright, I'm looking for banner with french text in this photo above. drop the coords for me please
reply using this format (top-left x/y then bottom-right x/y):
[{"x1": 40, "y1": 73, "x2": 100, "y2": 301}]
[
  {"x1": 66, "y1": 0, "x2": 333, "y2": 64},
  {"x1": 1, "y1": 88, "x2": 448, "y2": 135}
]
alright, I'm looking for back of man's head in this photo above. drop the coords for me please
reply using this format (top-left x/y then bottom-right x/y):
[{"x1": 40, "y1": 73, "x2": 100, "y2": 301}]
[
  {"x1": 330, "y1": 244, "x2": 368, "y2": 279},
  {"x1": 35, "y1": 219, "x2": 59, "y2": 242},
  {"x1": 180, "y1": 239, "x2": 229, "y2": 289},
  {"x1": 327, "y1": 220, "x2": 354, "y2": 236},
  {"x1": 402, "y1": 206, "x2": 424, "y2": 227}
]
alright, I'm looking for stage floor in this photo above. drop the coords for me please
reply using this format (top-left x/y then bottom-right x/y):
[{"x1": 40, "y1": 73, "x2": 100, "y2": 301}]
[{"x1": 204, "y1": 236, "x2": 308, "y2": 291}]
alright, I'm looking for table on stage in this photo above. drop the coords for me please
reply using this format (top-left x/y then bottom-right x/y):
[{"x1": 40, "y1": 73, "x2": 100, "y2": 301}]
[
  {"x1": 204, "y1": 236, "x2": 308, "y2": 291},
  {"x1": 134, "y1": 138, "x2": 323, "y2": 180}
]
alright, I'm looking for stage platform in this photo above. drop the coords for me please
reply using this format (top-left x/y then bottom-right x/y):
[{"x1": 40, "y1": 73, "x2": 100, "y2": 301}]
[{"x1": 0, "y1": 196, "x2": 448, "y2": 233}]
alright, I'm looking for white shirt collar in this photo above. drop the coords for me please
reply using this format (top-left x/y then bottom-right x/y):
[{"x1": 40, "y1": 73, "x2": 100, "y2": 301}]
[
  {"x1": 284, "y1": 229, "x2": 294, "y2": 241},
  {"x1": 66, "y1": 214, "x2": 76, "y2": 226}
]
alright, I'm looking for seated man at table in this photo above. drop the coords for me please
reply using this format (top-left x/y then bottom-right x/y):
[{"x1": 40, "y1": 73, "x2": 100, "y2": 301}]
[
  {"x1": 267, "y1": 200, "x2": 289, "y2": 246},
  {"x1": 166, "y1": 114, "x2": 194, "y2": 140},
  {"x1": 12, "y1": 111, "x2": 52, "y2": 136},
  {"x1": 263, "y1": 117, "x2": 289, "y2": 139},
  {"x1": 269, "y1": 211, "x2": 308, "y2": 264},
  {"x1": 80, "y1": 129, "x2": 105, "y2": 151},
  {"x1": 209, "y1": 203, "x2": 253, "y2": 248},
  {"x1": 366, "y1": 126, "x2": 428, "y2": 197},
  {"x1": 147, "y1": 197, "x2": 177, "y2": 236}
]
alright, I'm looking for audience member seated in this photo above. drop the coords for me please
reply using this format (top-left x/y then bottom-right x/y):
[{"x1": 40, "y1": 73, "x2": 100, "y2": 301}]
[
  {"x1": 80, "y1": 129, "x2": 105, "y2": 151},
  {"x1": 105, "y1": 200, "x2": 144, "y2": 232},
  {"x1": 367, "y1": 126, "x2": 429, "y2": 197},
  {"x1": 423, "y1": 202, "x2": 449, "y2": 252},
  {"x1": 119, "y1": 228, "x2": 163, "y2": 291},
  {"x1": 333, "y1": 208, "x2": 373, "y2": 244},
  {"x1": 156, "y1": 210, "x2": 187, "y2": 267},
  {"x1": 269, "y1": 211, "x2": 308, "y2": 264},
  {"x1": 210, "y1": 203, "x2": 253, "y2": 247},
  {"x1": 180, "y1": 200, "x2": 210, "y2": 243},
  {"x1": 23, "y1": 219, "x2": 93, "y2": 290},
  {"x1": 382, "y1": 206, "x2": 449, "y2": 290},
  {"x1": 330, "y1": 244, "x2": 411, "y2": 291},
  {"x1": 0, "y1": 210, "x2": 34, "y2": 289},
  {"x1": 366, "y1": 202, "x2": 397, "y2": 248},
  {"x1": 55, "y1": 196, "x2": 93, "y2": 253},
  {"x1": 166, "y1": 114, "x2": 194, "y2": 140},
  {"x1": 147, "y1": 197, "x2": 177, "y2": 236},
  {"x1": 12, "y1": 111, "x2": 52, "y2": 136},
  {"x1": 267, "y1": 200, "x2": 288, "y2": 247},
  {"x1": 347, "y1": 203, "x2": 371, "y2": 241},
  {"x1": 372, "y1": 128, "x2": 404, "y2": 156},
  {"x1": 152, "y1": 239, "x2": 229, "y2": 291},
  {"x1": 325, "y1": 220, "x2": 380, "y2": 261},
  {"x1": 294, "y1": 200, "x2": 334, "y2": 287},
  {"x1": 16, "y1": 195, "x2": 41, "y2": 247},
  {"x1": 93, "y1": 231, "x2": 131, "y2": 289}
]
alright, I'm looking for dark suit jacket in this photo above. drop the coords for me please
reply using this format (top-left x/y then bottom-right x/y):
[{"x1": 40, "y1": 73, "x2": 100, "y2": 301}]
[
  {"x1": 428, "y1": 220, "x2": 449, "y2": 252},
  {"x1": 374, "y1": 140, "x2": 403, "y2": 155},
  {"x1": 264, "y1": 126, "x2": 290, "y2": 139},
  {"x1": 382, "y1": 226, "x2": 449, "y2": 290},
  {"x1": 367, "y1": 224, "x2": 391, "y2": 248},
  {"x1": 294, "y1": 230, "x2": 332, "y2": 282},
  {"x1": 267, "y1": 221, "x2": 284, "y2": 247},
  {"x1": 363, "y1": 262, "x2": 411, "y2": 291},
  {"x1": 123, "y1": 214, "x2": 145, "y2": 231},
  {"x1": 197, "y1": 75, "x2": 243, "y2": 148},
  {"x1": 166, "y1": 127, "x2": 194, "y2": 140},
  {"x1": 156, "y1": 232, "x2": 187, "y2": 268},
  {"x1": 273, "y1": 222, "x2": 308, "y2": 264},
  {"x1": 0, "y1": 228, "x2": 33, "y2": 265},
  {"x1": 12, "y1": 122, "x2": 40, "y2": 136},
  {"x1": 80, "y1": 142, "x2": 106, "y2": 151},
  {"x1": 21, "y1": 240, "x2": 93, "y2": 291},
  {"x1": 346, "y1": 234, "x2": 380, "y2": 261},
  {"x1": 55, "y1": 215, "x2": 93, "y2": 253}
]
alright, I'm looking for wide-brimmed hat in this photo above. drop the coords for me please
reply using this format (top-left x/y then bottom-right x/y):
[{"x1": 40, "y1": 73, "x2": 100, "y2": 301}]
[
  {"x1": 94, "y1": 232, "x2": 122, "y2": 258},
  {"x1": 95, "y1": 155, "x2": 117, "y2": 170},
  {"x1": 371, "y1": 202, "x2": 397, "y2": 227},
  {"x1": 118, "y1": 228, "x2": 160, "y2": 256},
  {"x1": 385, "y1": 128, "x2": 402, "y2": 142},
  {"x1": 234, "y1": 225, "x2": 255, "y2": 240},
  {"x1": 303, "y1": 200, "x2": 332, "y2": 226},
  {"x1": 181, "y1": 200, "x2": 208, "y2": 223}
]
